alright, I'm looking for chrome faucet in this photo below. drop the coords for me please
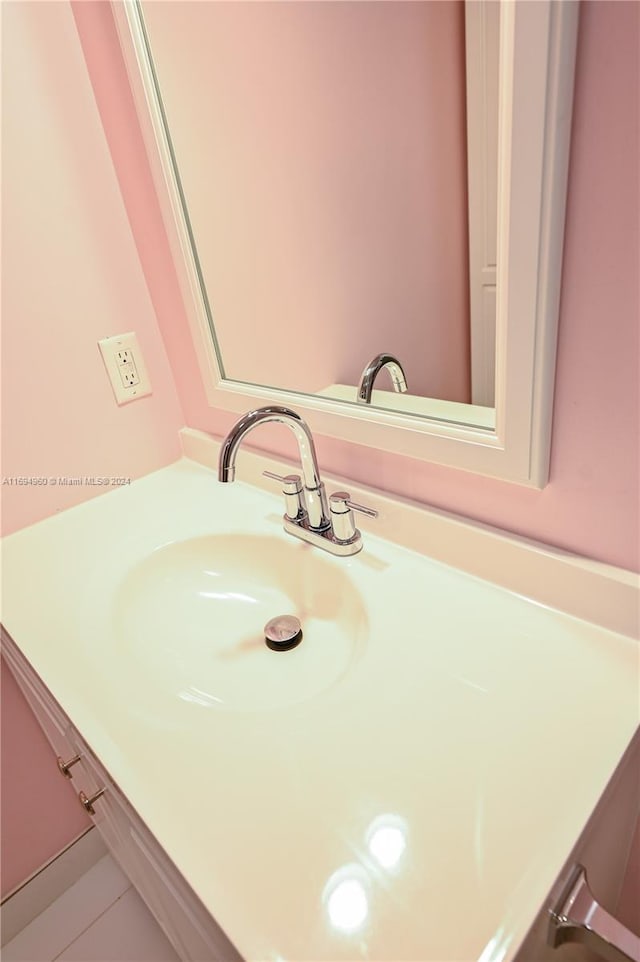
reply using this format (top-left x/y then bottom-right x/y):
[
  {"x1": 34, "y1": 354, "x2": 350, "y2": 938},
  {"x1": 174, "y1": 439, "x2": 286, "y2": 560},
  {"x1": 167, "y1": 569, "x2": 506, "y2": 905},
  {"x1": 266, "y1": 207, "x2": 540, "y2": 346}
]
[
  {"x1": 357, "y1": 353, "x2": 408, "y2": 404},
  {"x1": 219, "y1": 405, "x2": 330, "y2": 530},
  {"x1": 218, "y1": 405, "x2": 377, "y2": 556}
]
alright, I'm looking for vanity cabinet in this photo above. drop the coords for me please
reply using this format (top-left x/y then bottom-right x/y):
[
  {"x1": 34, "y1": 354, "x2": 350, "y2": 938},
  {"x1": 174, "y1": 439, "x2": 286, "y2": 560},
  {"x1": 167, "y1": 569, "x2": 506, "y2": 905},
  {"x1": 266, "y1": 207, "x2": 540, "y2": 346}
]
[{"x1": 2, "y1": 633, "x2": 242, "y2": 962}]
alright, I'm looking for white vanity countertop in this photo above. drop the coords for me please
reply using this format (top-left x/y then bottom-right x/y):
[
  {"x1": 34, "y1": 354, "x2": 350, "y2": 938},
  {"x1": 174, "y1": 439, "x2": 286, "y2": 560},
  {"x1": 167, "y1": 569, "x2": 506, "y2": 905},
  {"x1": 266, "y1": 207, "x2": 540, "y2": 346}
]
[{"x1": 1, "y1": 457, "x2": 638, "y2": 962}]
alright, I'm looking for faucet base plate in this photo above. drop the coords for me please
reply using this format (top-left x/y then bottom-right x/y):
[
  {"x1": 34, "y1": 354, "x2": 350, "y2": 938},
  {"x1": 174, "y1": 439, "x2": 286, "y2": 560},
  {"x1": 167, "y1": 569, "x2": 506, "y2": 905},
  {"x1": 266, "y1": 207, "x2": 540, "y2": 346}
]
[{"x1": 282, "y1": 517, "x2": 363, "y2": 557}]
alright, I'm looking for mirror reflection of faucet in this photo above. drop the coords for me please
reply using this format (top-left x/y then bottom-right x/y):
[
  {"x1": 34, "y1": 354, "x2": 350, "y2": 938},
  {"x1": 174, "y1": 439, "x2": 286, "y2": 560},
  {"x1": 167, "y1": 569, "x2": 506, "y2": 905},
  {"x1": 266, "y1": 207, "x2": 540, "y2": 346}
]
[
  {"x1": 357, "y1": 353, "x2": 408, "y2": 404},
  {"x1": 218, "y1": 406, "x2": 377, "y2": 556}
]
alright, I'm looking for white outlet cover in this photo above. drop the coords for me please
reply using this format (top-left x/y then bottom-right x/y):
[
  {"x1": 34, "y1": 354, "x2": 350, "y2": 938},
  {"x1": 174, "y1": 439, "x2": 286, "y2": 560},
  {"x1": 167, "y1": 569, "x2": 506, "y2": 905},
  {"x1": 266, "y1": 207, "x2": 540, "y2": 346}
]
[{"x1": 98, "y1": 332, "x2": 152, "y2": 405}]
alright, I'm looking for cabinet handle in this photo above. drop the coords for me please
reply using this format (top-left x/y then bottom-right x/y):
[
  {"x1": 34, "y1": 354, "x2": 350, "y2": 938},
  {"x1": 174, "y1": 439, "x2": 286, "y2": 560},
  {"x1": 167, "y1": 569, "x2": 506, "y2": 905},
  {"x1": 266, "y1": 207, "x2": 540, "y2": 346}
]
[
  {"x1": 78, "y1": 788, "x2": 105, "y2": 816},
  {"x1": 548, "y1": 864, "x2": 640, "y2": 962},
  {"x1": 57, "y1": 754, "x2": 81, "y2": 778}
]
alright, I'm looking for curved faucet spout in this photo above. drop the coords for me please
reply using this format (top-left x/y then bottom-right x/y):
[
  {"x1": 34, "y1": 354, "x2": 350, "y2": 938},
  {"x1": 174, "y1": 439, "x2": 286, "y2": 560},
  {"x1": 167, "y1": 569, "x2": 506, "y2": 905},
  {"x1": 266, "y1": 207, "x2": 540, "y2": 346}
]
[
  {"x1": 218, "y1": 406, "x2": 330, "y2": 530},
  {"x1": 357, "y1": 353, "x2": 408, "y2": 404}
]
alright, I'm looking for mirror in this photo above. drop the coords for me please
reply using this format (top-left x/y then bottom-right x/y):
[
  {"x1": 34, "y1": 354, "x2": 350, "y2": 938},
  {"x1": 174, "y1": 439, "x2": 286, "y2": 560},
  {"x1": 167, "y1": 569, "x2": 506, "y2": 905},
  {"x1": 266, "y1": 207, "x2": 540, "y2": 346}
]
[
  {"x1": 139, "y1": 0, "x2": 494, "y2": 415},
  {"x1": 114, "y1": 0, "x2": 578, "y2": 485}
]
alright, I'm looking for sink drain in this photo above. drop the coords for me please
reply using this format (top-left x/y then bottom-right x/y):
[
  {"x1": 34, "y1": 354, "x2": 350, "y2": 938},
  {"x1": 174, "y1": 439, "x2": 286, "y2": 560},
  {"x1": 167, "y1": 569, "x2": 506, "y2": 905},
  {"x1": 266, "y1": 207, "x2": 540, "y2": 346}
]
[{"x1": 264, "y1": 615, "x2": 303, "y2": 651}]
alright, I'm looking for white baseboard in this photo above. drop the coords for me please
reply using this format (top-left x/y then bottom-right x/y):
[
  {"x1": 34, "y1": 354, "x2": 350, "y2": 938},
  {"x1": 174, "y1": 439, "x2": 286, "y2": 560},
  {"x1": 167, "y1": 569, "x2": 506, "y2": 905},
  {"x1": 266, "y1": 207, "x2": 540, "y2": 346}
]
[{"x1": 1, "y1": 828, "x2": 107, "y2": 945}]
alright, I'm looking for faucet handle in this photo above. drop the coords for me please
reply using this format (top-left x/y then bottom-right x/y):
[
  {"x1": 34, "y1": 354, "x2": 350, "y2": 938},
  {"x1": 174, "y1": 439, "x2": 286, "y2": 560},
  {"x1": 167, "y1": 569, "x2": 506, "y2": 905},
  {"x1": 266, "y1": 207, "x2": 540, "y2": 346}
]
[
  {"x1": 330, "y1": 492, "x2": 378, "y2": 518},
  {"x1": 262, "y1": 471, "x2": 305, "y2": 521},
  {"x1": 263, "y1": 470, "x2": 301, "y2": 491},
  {"x1": 329, "y1": 491, "x2": 378, "y2": 543}
]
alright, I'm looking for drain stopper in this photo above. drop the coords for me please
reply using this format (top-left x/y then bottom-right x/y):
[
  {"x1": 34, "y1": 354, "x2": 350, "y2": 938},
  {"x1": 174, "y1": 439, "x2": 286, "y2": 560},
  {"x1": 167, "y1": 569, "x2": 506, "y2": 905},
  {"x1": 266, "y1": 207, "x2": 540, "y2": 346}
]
[{"x1": 264, "y1": 615, "x2": 303, "y2": 651}]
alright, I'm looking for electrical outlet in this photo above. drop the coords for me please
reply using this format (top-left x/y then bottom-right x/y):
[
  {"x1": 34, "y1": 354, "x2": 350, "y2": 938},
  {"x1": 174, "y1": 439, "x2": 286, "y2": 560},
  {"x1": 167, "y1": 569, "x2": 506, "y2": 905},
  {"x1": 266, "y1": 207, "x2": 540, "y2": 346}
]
[
  {"x1": 116, "y1": 349, "x2": 135, "y2": 367},
  {"x1": 98, "y1": 333, "x2": 151, "y2": 404},
  {"x1": 120, "y1": 365, "x2": 140, "y2": 388}
]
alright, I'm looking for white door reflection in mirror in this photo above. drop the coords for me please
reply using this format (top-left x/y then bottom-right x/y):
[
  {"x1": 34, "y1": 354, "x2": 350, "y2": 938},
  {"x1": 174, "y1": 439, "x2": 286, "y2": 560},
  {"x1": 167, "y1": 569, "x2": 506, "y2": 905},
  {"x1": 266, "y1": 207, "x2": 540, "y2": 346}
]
[{"x1": 466, "y1": 0, "x2": 500, "y2": 407}]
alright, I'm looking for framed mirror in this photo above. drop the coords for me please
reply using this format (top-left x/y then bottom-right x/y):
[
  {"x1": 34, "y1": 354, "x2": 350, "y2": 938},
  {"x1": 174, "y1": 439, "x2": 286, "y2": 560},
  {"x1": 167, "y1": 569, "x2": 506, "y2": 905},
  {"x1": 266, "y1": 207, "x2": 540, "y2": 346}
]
[{"x1": 113, "y1": 0, "x2": 578, "y2": 487}]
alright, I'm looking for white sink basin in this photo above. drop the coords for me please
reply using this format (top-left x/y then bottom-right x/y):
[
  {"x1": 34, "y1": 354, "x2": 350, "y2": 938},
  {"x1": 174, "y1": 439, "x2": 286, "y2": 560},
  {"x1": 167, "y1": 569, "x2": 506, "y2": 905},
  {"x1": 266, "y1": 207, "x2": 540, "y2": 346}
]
[{"x1": 113, "y1": 534, "x2": 367, "y2": 711}]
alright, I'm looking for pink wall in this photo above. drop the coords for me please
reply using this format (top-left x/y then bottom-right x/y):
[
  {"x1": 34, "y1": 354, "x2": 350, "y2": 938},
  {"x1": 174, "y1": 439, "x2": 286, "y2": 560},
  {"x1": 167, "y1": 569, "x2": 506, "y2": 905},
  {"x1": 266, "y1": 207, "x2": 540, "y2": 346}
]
[
  {"x1": 142, "y1": 1, "x2": 470, "y2": 402},
  {"x1": 618, "y1": 815, "x2": 640, "y2": 932},
  {"x1": 1, "y1": 2, "x2": 184, "y2": 538},
  {"x1": 1, "y1": 1, "x2": 184, "y2": 896},
  {"x1": 0, "y1": 662, "x2": 91, "y2": 897},
  {"x1": 92, "y1": 1, "x2": 639, "y2": 572}
]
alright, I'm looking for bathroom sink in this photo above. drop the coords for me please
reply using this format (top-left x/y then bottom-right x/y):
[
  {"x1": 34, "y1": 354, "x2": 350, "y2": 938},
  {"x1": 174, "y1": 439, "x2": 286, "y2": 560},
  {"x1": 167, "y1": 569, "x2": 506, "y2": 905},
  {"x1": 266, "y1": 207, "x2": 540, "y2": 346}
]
[
  {"x1": 2, "y1": 458, "x2": 638, "y2": 962},
  {"x1": 112, "y1": 534, "x2": 368, "y2": 711}
]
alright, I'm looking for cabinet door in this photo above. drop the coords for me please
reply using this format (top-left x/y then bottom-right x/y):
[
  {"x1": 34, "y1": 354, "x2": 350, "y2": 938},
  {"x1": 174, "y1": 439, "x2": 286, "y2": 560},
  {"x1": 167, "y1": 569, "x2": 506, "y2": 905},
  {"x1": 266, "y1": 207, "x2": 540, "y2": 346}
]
[{"x1": 65, "y1": 735, "x2": 141, "y2": 890}]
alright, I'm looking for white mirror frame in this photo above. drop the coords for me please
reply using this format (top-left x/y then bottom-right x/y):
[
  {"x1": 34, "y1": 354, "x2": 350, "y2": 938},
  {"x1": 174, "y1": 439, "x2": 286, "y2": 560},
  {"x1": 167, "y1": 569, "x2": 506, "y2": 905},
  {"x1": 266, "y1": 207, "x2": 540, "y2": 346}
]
[{"x1": 113, "y1": 0, "x2": 578, "y2": 487}]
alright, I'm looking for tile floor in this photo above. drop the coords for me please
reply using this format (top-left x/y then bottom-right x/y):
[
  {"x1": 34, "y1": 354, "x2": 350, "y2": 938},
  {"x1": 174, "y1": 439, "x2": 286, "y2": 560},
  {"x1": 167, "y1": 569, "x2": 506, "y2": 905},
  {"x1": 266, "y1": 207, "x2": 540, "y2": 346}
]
[{"x1": 2, "y1": 855, "x2": 178, "y2": 962}]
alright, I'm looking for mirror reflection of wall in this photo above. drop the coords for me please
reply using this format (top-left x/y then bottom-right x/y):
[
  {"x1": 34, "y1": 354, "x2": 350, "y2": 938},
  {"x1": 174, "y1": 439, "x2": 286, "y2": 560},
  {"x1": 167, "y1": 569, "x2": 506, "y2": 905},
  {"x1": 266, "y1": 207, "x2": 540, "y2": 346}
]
[{"x1": 141, "y1": 1, "x2": 495, "y2": 407}]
